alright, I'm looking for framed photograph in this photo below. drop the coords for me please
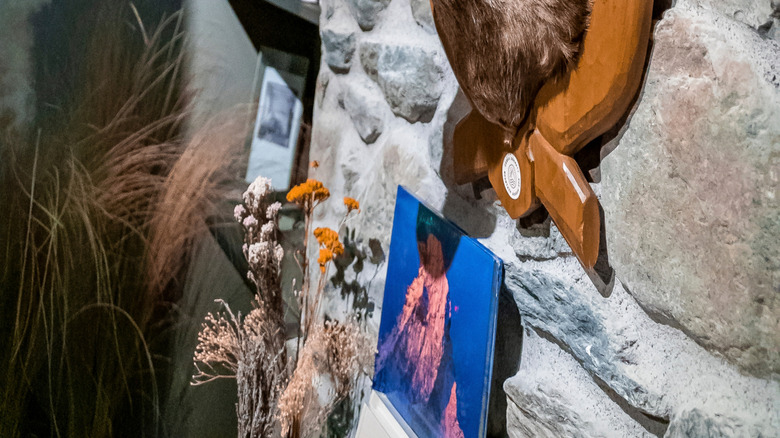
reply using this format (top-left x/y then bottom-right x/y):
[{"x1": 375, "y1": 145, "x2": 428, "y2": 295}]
[
  {"x1": 372, "y1": 186, "x2": 503, "y2": 438},
  {"x1": 245, "y1": 48, "x2": 308, "y2": 190},
  {"x1": 256, "y1": 74, "x2": 297, "y2": 148}
]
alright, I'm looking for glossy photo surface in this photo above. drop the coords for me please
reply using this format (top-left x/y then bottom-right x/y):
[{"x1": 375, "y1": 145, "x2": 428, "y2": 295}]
[{"x1": 373, "y1": 186, "x2": 502, "y2": 438}]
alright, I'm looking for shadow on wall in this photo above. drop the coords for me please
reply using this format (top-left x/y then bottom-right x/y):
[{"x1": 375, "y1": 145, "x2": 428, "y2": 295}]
[
  {"x1": 439, "y1": 89, "x2": 498, "y2": 239},
  {"x1": 324, "y1": 228, "x2": 385, "y2": 436},
  {"x1": 487, "y1": 286, "x2": 523, "y2": 437}
]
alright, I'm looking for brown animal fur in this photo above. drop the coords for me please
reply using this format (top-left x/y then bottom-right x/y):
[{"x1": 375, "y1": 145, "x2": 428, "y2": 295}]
[{"x1": 434, "y1": 0, "x2": 591, "y2": 133}]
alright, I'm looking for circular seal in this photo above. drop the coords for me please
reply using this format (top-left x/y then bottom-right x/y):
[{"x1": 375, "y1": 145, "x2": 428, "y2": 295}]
[{"x1": 502, "y1": 153, "x2": 522, "y2": 200}]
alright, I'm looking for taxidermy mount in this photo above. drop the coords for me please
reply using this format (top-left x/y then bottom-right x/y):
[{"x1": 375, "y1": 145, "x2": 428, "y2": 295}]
[
  {"x1": 431, "y1": 0, "x2": 653, "y2": 270},
  {"x1": 433, "y1": 0, "x2": 591, "y2": 132}
]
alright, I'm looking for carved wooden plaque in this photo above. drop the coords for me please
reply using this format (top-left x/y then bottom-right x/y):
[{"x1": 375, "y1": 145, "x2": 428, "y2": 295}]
[{"x1": 432, "y1": 0, "x2": 653, "y2": 269}]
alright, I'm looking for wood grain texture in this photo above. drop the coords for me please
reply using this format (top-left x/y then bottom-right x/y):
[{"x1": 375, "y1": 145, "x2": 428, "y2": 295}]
[
  {"x1": 451, "y1": 111, "x2": 500, "y2": 184},
  {"x1": 530, "y1": 131, "x2": 600, "y2": 268},
  {"x1": 535, "y1": 0, "x2": 654, "y2": 155},
  {"x1": 435, "y1": 0, "x2": 653, "y2": 269}
]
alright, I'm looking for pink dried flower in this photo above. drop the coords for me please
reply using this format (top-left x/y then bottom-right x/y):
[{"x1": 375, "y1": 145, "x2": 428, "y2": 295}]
[
  {"x1": 266, "y1": 202, "x2": 281, "y2": 220},
  {"x1": 243, "y1": 176, "x2": 273, "y2": 212},
  {"x1": 260, "y1": 222, "x2": 275, "y2": 239},
  {"x1": 278, "y1": 319, "x2": 375, "y2": 437},
  {"x1": 234, "y1": 204, "x2": 246, "y2": 222},
  {"x1": 243, "y1": 214, "x2": 258, "y2": 229}
]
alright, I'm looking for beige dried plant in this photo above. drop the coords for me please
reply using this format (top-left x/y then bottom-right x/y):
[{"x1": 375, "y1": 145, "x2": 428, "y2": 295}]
[
  {"x1": 278, "y1": 319, "x2": 374, "y2": 438},
  {"x1": 192, "y1": 170, "x2": 373, "y2": 438}
]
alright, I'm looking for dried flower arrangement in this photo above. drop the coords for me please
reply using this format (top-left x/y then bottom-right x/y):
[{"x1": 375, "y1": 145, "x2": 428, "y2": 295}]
[{"x1": 192, "y1": 170, "x2": 374, "y2": 438}]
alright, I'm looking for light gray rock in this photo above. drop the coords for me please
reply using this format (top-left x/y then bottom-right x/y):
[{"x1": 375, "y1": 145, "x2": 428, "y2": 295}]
[
  {"x1": 600, "y1": 3, "x2": 780, "y2": 379},
  {"x1": 321, "y1": 0, "x2": 336, "y2": 20},
  {"x1": 681, "y1": 0, "x2": 775, "y2": 31},
  {"x1": 316, "y1": 70, "x2": 330, "y2": 109},
  {"x1": 410, "y1": 0, "x2": 436, "y2": 34},
  {"x1": 504, "y1": 328, "x2": 657, "y2": 438},
  {"x1": 665, "y1": 409, "x2": 757, "y2": 438},
  {"x1": 359, "y1": 41, "x2": 444, "y2": 123},
  {"x1": 493, "y1": 256, "x2": 780, "y2": 436},
  {"x1": 502, "y1": 260, "x2": 668, "y2": 418},
  {"x1": 762, "y1": 17, "x2": 780, "y2": 40},
  {"x1": 762, "y1": 0, "x2": 780, "y2": 40},
  {"x1": 346, "y1": 0, "x2": 391, "y2": 31},
  {"x1": 321, "y1": 28, "x2": 356, "y2": 73},
  {"x1": 512, "y1": 219, "x2": 573, "y2": 261},
  {"x1": 351, "y1": 140, "x2": 438, "y2": 242},
  {"x1": 338, "y1": 80, "x2": 385, "y2": 144}
]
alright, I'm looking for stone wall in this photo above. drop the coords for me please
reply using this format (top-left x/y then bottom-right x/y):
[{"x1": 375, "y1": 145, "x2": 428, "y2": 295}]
[{"x1": 309, "y1": 0, "x2": 780, "y2": 436}]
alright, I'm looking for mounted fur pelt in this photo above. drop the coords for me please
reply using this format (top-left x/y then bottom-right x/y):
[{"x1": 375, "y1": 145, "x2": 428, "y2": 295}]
[{"x1": 433, "y1": 0, "x2": 592, "y2": 134}]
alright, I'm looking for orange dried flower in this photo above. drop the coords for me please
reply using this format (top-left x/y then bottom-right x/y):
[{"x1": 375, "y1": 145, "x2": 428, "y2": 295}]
[
  {"x1": 343, "y1": 197, "x2": 360, "y2": 213},
  {"x1": 314, "y1": 186, "x2": 330, "y2": 202},
  {"x1": 318, "y1": 248, "x2": 334, "y2": 272},
  {"x1": 314, "y1": 227, "x2": 344, "y2": 256},
  {"x1": 286, "y1": 179, "x2": 329, "y2": 205},
  {"x1": 314, "y1": 227, "x2": 338, "y2": 244},
  {"x1": 310, "y1": 160, "x2": 319, "y2": 168}
]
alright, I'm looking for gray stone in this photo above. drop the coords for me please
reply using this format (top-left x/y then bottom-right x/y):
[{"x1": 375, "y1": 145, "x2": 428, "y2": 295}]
[
  {"x1": 504, "y1": 328, "x2": 656, "y2": 438},
  {"x1": 346, "y1": 0, "x2": 390, "y2": 31},
  {"x1": 681, "y1": 0, "x2": 775, "y2": 31},
  {"x1": 321, "y1": 0, "x2": 336, "y2": 20},
  {"x1": 600, "y1": 4, "x2": 780, "y2": 378},
  {"x1": 339, "y1": 131, "x2": 446, "y2": 246},
  {"x1": 512, "y1": 219, "x2": 573, "y2": 261},
  {"x1": 316, "y1": 70, "x2": 330, "y2": 109},
  {"x1": 502, "y1": 260, "x2": 668, "y2": 418},
  {"x1": 490, "y1": 248, "x2": 780, "y2": 435},
  {"x1": 762, "y1": 17, "x2": 780, "y2": 40},
  {"x1": 321, "y1": 29, "x2": 356, "y2": 73},
  {"x1": 665, "y1": 409, "x2": 755, "y2": 438},
  {"x1": 359, "y1": 41, "x2": 444, "y2": 123},
  {"x1": 493, "y1": 256, "x2": 780, "y2": 436},
  {"x1": 338, "y1": 80, "x2": 385, "y2": 144},
  {"x1": 410, "y1": 0, "x2": 436, "y2": 33}
]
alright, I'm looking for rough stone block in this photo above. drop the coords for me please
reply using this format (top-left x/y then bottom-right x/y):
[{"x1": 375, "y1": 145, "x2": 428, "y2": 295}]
[
  {"x1": 321, "y1": 28, "x2": 356, "y2": 74},
  {"x1": 665, "y1": 408, "x2": 764, "y2": 438},
  {"x1": 492, "y1": 254, "x2": 780, "y2": 436},
  {"x1": 682, "y1": 0, "x2": 776, "y2": 31},
  {"x1": 504, "y1": 328, "x2": 658, "y2": 437},
  {"x1": 410, "y1": 0, "x2": 436, "y2": 34},
  {"x1": 346, "y1": 0, "x2": 391, "y2": 31},
  {"x1": 359, "y1": 41, "x2": 444, "y2": 123},
  {"x1": 501, "y1": 259, "x2": 668, "y2": 418},
  {"x1": 339, "y1": 80, "x2": 385, "y2": 144},
  {"x1": 600, "y1": 3, "x2": 780, "y2": 378}
]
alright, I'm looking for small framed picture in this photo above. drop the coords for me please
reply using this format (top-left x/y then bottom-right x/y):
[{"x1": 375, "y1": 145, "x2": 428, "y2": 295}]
[
  {"x1": 246, "y1": 48, "x2": 309, "y2": 190},
  {"x1": 372, "y1": 186, "x2": 503, "y2": 438},
  {"x1": 257, "y1": 78, "x2": 298, "y2": 148}
]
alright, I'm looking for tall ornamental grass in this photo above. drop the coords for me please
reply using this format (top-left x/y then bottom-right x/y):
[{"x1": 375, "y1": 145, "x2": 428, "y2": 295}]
[{"x1": 0, "y1": 2, "x2": 245, "y2": 436}]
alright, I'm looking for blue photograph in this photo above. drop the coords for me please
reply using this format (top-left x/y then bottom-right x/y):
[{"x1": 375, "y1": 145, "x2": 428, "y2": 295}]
[{"x1": 373, "y1": 186, "x2": 503, "y2": 438}]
